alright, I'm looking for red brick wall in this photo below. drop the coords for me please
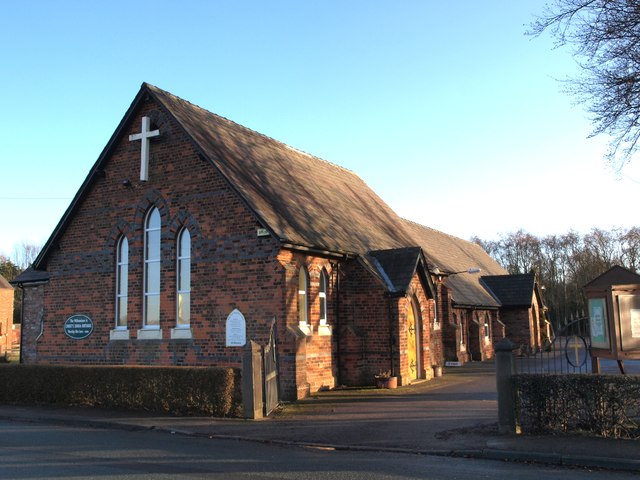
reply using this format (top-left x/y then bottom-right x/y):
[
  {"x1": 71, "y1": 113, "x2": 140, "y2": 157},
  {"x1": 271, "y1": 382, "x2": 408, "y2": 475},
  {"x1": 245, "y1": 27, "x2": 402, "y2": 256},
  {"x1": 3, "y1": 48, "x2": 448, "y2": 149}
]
[
  {"x1": 0, "y1": 286, "x2": 13, "y2": 358},
  {"x1": 337, "y1": 259, "x2": 390, "y2": 385},
  {"x1": 501, "y1": 306, "x2": 536, "y2": 349},
  {"x1": 453, "y1": 307, "x2": 496, "y2": 362},
  {"x1": 492, "y1": 313, "x2": 506, "y2": 345},
  {"x1": 338, "y1": 261, "x2": 436, "y2": 386},
  {"x1": 277, "y1": 250, "x2": 337, "y2": 399},
  {"x1": 28, "y1": 98, "x2": 287, "y2": 375}
]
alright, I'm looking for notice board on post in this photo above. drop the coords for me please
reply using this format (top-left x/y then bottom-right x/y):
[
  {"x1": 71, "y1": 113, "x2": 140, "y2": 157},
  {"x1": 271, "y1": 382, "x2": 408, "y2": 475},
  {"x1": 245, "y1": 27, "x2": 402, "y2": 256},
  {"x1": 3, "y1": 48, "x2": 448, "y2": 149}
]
[{"x1": 584, "y1": 266, "x2": 640, "y2": 363}]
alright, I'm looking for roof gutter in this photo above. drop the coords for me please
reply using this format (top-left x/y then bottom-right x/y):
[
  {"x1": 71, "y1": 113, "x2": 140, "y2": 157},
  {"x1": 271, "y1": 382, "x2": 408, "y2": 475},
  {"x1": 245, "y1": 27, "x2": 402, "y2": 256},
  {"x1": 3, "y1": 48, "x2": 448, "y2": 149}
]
[
  {"x1": 280, "y1": 242, "x2": 353, "y2": 260},
  {"x1": 452, "y1": 302, "x2": 500, "y2": 310}
]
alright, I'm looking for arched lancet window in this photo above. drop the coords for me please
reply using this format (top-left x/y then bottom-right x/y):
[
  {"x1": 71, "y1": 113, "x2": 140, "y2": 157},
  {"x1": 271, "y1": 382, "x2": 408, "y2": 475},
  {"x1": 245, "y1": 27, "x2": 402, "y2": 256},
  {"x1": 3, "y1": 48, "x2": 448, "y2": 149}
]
[
  {"x1": 484, "y1": 313, "x2": 491, "y2": 341},
  {"x1": 176, "y1": 228, "x2": 191, "y2": 328},
  {"x1": 144, "y1": 207, "x2": 161, "y2": 328},
  {"x1": 319, "y1": 269, "x2": 328, "y2": 325},
  {"x1": 298, "y1": 268, "x2": 308, "y2": 326},
  {"x1": 115, "y1": 236, "x2": 128, "y2": 329}
]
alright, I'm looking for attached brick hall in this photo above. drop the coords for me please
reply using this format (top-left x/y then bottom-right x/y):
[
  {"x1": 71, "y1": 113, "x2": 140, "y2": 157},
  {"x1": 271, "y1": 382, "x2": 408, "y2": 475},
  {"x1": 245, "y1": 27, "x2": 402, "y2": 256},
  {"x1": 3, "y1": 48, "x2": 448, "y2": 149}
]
[{"x1": 13, "y1": 83, "x2": 525, "y2": 400}]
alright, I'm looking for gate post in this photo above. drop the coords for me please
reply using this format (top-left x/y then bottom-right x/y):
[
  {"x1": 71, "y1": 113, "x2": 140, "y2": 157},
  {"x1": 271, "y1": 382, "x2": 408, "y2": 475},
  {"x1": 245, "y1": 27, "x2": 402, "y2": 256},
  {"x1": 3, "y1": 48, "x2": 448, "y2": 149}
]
[
  {"x1": 242, "y1": 340, "x2": 264, "y2": 419},
  {"x1": 495, "y1": 338, "x2": 517, "y2": 434}
]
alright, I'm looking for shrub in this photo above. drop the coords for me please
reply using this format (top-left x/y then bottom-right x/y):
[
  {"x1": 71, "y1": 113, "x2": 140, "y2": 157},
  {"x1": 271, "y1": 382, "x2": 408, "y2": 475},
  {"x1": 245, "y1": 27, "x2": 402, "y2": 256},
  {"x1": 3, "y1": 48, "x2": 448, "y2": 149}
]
[
  {"x1": 0, "y1": 365, "x2": 243, "y2": 417},
  {"x1": 514, "y1": 374, "x2": 640, "y2": 438}
]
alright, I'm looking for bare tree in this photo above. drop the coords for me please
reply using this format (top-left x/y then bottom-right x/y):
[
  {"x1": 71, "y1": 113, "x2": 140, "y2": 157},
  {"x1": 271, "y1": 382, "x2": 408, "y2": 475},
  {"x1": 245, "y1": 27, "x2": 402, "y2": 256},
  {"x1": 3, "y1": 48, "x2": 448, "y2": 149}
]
[
  {"x1": 475, "y1": 228, "x2": 640, "y2": 326},
  {"x1": 11, "y1": 242, "x2": 41, "y2": 270},
  {"x1": 530, "y1": 1, "x2": 640, "y2": 169},
  {"x1": 620, "y1": 226, "x2": 640, "y2": 271},
  {"x1": 498, "y1": 230, "x2": 542, "y2": 275}
]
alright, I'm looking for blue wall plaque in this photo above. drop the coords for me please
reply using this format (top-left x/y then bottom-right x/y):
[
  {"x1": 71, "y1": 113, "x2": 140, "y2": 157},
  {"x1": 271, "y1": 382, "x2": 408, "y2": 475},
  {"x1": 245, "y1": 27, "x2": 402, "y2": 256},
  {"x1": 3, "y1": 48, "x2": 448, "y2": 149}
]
[{"x1": 64, "y1": 314, "x2": 94, "y2": 340}]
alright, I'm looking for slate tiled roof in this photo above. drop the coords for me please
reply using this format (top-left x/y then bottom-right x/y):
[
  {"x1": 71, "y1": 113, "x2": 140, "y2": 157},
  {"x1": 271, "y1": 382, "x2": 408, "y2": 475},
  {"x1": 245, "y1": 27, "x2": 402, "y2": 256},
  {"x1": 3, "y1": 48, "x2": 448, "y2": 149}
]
[
  {"x1": 403, "y1": 220, "x2": 506, "y2": 307},
  {"x1": 147, "y1": 84, "x2": 415, "y2": 255},
  {"x1": 481, "y1": 273, "x2": 535, "y2": 307},
  {"x1": 366, "y1": 247, "x2": 423, "y2": 294},
  {"x1": 583, "y1": 265, "x2": 640, "y2": 289},
  {"x1": 10, "y1": 268, "x2": 50, "y2": 285}
]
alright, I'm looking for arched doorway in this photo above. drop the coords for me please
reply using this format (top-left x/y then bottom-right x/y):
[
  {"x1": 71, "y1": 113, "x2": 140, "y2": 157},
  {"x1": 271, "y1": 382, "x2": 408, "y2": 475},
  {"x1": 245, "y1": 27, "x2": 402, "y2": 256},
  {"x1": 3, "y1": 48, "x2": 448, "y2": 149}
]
[{"x1": 406, "y1": 299, "x2": 422, "y2": 380}]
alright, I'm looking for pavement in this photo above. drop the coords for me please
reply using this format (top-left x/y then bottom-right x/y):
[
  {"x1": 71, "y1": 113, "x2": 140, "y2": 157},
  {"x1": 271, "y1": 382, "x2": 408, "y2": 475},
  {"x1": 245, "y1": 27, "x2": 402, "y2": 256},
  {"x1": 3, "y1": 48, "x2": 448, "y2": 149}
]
[{"x1": 1, "y1": 361, "x2": 639, "y2": 472}]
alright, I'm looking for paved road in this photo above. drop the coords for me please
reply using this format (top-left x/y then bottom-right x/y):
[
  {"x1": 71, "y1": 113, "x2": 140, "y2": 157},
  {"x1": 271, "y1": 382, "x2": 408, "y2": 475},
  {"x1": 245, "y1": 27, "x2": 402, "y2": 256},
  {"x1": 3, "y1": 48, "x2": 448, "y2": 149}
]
[{"x1": 0, "y1": 420, "x2": 637, "y2": 479}]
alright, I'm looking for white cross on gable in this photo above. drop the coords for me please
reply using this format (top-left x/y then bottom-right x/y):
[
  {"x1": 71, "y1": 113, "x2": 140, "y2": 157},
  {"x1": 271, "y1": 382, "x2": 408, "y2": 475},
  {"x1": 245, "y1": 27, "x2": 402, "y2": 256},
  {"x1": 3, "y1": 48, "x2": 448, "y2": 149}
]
[{"x1": 129, "y1": 116, "x2": 160, "y2": 182}]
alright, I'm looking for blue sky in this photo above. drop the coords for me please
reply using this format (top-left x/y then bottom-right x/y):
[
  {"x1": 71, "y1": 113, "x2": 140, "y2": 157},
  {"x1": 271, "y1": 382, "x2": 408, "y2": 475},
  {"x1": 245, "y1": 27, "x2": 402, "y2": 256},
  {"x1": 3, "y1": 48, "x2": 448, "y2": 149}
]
[{"x1": 1, "y1": 1, "x2": 638, "y2": 258}]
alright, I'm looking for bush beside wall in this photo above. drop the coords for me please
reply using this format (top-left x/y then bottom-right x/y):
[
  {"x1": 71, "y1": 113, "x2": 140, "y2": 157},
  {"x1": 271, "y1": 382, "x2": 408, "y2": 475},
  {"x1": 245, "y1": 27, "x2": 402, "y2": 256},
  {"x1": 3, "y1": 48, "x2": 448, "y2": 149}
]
[
  {"x1": 0, "y1": 365, "x2": 243, "y2": 417},
  {"x1": 514, "y1": 374, "x2": 640, "y2": 439}
]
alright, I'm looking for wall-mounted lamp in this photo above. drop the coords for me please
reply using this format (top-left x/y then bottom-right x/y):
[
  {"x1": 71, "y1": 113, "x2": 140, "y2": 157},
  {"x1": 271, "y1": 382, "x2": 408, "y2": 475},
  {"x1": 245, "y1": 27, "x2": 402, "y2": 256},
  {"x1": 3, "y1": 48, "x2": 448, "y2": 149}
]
[
  {"x1": 431, "y1": 267, "x2": 481, "y2": 276},
  {"x1": 122, "y1": 179, "x2": 132, "y2": 187}
]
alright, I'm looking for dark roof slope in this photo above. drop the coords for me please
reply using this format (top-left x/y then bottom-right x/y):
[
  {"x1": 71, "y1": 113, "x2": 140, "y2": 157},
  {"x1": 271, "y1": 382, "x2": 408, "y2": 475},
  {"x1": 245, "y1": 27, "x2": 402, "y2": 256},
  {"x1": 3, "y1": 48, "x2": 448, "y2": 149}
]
[
  {"x1": 403, "y1": 220, "x2": 506, "y2": 307},
  {"x1": 146, "y1": 84, "x2": 415, "y2": 255},
  {"x1": 367, "y1": 247, "x2": 422, "y2": 294},
  {"x1": 10, "y1": 268, "x2": 50, "y2": 285},
  {"x1": 481, "y1": 273, "x2": 535, "y2": 307},
  {"x1": 583, "y1": 265, "x2": 640, "y2": 289}
]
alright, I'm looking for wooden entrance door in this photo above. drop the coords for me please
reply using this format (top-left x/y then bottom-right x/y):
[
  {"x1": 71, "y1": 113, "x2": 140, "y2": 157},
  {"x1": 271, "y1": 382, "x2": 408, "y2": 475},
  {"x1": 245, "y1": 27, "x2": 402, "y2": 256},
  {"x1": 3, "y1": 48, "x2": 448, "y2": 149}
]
[{"x1": 407, "y1": 302, "x2": 419, "y2": 380}]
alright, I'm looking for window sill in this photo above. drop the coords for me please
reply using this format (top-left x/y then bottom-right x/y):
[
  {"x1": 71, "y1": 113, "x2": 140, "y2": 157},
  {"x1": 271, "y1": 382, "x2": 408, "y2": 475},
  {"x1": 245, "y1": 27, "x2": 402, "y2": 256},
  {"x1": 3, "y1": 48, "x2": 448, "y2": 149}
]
[
  {"x1": 110, "y1": 329, "x2": 130, "y2": 341},
  {"x1": 137, "y1": 328, "x2": 163, "y2": 340},
  {"x1": 318, "y1": 324, "x2": 332, "y2": 336},
  {"x1": 298, "y1": 322, "x2": 313, "y2": 336},
  {"x1": 171, "y1": 327, "x2": 193, "y2": 340},
  {"x1": 288, "y1": 323, "x2": 313, "y2": 338}
]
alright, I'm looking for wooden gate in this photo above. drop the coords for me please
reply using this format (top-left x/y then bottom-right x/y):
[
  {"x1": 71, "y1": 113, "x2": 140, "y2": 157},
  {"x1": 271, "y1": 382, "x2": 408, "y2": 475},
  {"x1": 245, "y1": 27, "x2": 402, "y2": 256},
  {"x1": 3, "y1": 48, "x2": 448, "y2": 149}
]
[{"x1": 263, "y1": 321, "x2": 279, "y2": 416}]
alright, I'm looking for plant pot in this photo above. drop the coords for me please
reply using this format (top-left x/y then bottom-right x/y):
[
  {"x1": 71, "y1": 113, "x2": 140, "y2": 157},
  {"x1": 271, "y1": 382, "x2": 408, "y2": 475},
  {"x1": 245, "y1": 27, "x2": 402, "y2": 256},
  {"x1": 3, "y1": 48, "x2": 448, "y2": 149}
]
[{"x1": 375, "y1": 376, "x2": 398, "y2": 389}]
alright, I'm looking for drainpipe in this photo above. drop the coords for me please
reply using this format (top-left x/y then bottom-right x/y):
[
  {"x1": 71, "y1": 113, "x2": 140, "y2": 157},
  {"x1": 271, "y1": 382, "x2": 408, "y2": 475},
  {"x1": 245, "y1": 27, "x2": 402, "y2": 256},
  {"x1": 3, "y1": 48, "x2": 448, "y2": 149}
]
[
  {"x1": 388, "y1": 297, "x2": 395, "y2": 376},
  {"x1": 333, "y1": 261, "x2": 342, "y2": 385},
  {"x1": 18, "y1": 284, "x2": 24, "y2": 364}
]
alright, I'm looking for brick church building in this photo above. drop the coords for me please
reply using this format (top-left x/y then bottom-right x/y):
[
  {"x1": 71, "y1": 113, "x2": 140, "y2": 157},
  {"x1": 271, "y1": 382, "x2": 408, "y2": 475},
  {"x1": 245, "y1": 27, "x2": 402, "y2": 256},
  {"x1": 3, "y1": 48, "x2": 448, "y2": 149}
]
[{"x1": 13, "y1": 83, "x2": 510, "y2": 400}]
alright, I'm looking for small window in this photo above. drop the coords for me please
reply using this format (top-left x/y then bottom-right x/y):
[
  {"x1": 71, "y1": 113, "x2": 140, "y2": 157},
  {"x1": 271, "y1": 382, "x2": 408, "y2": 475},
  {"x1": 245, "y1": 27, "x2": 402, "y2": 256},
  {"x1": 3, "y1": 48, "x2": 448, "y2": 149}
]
[
  {"x1": 115, "y1": 236, "x2": 128, "y2": 329},
  {"x1": 433, "y1": 299, "x2": 440, "y2": 330},
  {"x1": 176, "y1": 228, "x2": 191, "y2": 328},
  {"x1": 319, "y1": 269, "x2": 328, "y2": 325},
  {"x1": 144, "y1": 207, "x2": 161, "y2": 328},
  {"x1": 298, "y1": 268, "x2": 308, "y2": 326},
  {"x1": 484, "y1": 313, "x2": 491, "y2": 341}
]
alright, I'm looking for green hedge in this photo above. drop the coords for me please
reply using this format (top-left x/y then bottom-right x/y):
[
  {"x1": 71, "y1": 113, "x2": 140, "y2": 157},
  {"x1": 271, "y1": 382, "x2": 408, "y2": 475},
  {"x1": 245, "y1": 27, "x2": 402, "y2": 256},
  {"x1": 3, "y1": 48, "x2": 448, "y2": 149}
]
[
  {"x1": 514, "y1": 374, "x2": 640, "y2": 438},
  {"x1": 0, "y1": 365, "x2": 243, "y2": 417}
]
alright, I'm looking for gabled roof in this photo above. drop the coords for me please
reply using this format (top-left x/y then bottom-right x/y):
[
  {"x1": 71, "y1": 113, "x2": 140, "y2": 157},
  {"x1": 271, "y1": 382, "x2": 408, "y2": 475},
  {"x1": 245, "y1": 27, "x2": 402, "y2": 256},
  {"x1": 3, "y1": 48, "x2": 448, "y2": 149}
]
[
  {"x1": 583, "y1": 265, "x2": 640, "y2": 289},
  {"x1": 365, "y1": 247, "x2": 436, "y2": 297},
  {"x1": 481, "y1": 273, "x2": 536, "y2": 307},
  {"x1": 32, "y1": 83, "x2": 417, "y2": 272},
  {"x1": 402, "y1": 220, "x2": 506, "y2": 308}
]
